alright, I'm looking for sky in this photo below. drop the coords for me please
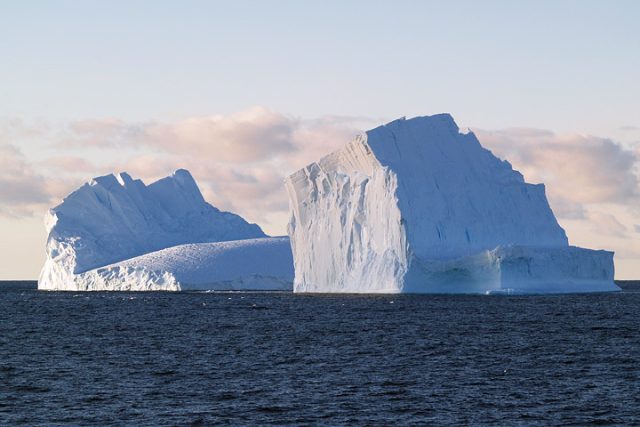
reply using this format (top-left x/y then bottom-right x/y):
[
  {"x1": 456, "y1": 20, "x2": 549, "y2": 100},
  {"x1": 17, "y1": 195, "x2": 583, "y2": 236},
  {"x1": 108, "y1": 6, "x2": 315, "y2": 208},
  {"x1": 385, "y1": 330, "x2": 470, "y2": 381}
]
[{"x1": 0, "y1": 0, "x2": 639, "y2": 279}]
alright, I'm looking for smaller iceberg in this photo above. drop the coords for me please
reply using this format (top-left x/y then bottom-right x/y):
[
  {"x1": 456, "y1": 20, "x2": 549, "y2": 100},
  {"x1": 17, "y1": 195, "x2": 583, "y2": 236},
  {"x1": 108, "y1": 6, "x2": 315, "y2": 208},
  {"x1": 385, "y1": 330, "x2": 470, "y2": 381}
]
[{"x1": 39, "y1": 169, "x2": 293, "y2": 291}]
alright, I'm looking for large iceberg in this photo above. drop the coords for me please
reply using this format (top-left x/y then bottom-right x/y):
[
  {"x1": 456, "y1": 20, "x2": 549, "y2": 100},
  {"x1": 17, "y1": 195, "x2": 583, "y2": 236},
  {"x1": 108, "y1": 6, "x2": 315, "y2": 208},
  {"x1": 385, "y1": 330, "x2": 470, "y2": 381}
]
[
  {"x1": 39, "y1": 169, "x2": 293, "y2": 291},
  {"x1": 285, "y1": 114, "x2": 619, "y2": 294}
]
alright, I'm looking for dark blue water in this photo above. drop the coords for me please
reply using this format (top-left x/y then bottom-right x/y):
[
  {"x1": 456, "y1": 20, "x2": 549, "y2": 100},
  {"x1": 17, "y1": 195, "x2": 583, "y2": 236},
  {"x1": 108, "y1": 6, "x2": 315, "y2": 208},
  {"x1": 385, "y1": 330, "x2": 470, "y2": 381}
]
[{"x1": 1, "y1": 281, "x2": 639, "y2": 426}]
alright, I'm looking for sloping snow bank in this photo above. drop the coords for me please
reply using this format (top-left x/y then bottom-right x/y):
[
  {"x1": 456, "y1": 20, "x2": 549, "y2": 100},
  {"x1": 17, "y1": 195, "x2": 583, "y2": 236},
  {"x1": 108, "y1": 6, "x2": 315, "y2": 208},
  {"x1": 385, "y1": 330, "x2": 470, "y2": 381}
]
[
  {"x1": 39, "y1": 170, "x2": 292, "y2": 291},
  {"x1": 39, "y1": 237, "x2": 293, "y2": 291}
]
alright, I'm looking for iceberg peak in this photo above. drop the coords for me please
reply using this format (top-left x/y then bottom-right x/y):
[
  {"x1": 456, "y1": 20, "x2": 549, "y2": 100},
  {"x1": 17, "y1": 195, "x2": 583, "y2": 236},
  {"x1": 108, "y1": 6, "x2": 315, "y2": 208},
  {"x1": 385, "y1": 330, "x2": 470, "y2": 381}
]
[
  {"x1": 39, "y1": 169, "x2": 294, "y2": 292},
  {"x1": 39, "y1": 169, "x2": 266, "y2": 287}
]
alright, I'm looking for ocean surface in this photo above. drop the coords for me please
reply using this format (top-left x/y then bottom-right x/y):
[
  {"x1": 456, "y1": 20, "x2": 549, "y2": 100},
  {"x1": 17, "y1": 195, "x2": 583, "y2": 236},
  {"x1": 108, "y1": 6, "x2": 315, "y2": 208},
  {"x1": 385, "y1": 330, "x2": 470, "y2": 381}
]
[{"x1": 1, "y1": 281, "x2": 639, "y2": 426}]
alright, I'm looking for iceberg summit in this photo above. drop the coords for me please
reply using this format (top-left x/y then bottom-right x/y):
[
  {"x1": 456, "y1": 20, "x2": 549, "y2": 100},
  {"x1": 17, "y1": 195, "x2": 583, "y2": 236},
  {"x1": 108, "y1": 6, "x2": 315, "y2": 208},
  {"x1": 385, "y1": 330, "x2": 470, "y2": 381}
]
[
  {"x1": 285, "y1": 114, "x2": 619, "y2": 294},
  {"x1": 39, "y1": 169, "x2": 293, "y2": 291}
]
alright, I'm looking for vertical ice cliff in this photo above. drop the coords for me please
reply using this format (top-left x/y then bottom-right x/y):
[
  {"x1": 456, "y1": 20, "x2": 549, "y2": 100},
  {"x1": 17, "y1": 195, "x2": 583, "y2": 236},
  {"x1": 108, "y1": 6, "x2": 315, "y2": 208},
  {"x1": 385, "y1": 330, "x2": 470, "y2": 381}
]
[
  {"x1": 285, "y1": 114, "x2": 618, "y2": 294},
  {"x1": 39, "y1": 169, "x2": 293, "y2": 291}
]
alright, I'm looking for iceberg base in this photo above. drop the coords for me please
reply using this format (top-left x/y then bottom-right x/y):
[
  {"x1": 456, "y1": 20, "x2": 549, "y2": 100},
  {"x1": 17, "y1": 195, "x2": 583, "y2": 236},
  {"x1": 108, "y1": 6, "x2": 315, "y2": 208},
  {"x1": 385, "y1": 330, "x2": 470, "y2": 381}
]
[
  {"x1": 294, "y1": 245, "x2": 618, "y2": 294},
  {"x1": 403, "y1": 245, "x2": 619, "y2": 294}
]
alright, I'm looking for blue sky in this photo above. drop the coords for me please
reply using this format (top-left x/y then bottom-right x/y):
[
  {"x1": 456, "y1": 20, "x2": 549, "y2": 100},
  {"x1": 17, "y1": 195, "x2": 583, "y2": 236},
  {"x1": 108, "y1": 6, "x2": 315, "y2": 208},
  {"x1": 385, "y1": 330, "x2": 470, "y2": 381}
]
[
  {"x1": 2, "y1": 1, "x2": 638, "y2": 132},
  {"x1": 0, "y1": 0, "x2": 639, "y2": 279}
]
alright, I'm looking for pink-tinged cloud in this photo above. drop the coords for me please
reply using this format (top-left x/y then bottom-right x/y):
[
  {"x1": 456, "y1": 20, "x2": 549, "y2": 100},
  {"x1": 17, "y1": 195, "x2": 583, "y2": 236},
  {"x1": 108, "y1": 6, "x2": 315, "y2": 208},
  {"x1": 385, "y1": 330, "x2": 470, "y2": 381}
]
[
  {"x1": 45, "y1": 108, "x2": 373, "y2": 229},
  {"x1": 474, "y1": 128, "x2": 640, "y2": 216},
  {"x1": 61, "y1": 107, "x2": 300, "y2": 163},
  {"x1": 4, "y1": 109, "x2": 640, "y2": 241},
  {"x1": 140, "y1": 107, "x2": 297, "y2": 163},
  {"x1": 0, "y1": 143, "x2": 50, "y2": 217},
  {"x1": 38, "y1": 156, "x2": 96, "y2": 173},
  {"x1": 588, "y1": 211, "x2": 628, "y2": 238}
]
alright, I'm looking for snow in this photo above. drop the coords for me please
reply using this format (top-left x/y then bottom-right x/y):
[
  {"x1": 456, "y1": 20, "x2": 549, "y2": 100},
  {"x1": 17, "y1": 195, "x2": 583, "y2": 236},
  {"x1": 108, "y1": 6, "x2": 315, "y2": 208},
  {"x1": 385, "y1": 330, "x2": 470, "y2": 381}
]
[
  {"x1": 39, "y1": 170, "x2": 293, "y2": 291},
  {"x1": 285, "y1": 114, "x2": 619, "y2": 294},
  {"x1": 42, "y1": 237, "x2": 293, "y2": 291}
]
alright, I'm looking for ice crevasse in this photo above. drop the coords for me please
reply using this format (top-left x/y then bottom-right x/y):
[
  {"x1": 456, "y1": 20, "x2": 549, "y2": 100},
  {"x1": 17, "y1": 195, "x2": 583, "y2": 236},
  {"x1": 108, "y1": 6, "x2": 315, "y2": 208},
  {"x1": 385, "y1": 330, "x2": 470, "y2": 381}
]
[{"x1": 285, "y1": 114, "x2": 619, "y2": 294}]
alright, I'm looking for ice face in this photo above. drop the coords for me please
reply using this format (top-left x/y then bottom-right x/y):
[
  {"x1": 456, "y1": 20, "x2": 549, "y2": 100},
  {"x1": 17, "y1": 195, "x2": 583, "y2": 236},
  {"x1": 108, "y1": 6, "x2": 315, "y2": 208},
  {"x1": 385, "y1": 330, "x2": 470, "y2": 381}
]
[
  {"x1": 286, "y1": 114, "x2": 618, "y2": 294},
  {"x1": 38, "y1": 169, "x2": 280, "y2": 291}
]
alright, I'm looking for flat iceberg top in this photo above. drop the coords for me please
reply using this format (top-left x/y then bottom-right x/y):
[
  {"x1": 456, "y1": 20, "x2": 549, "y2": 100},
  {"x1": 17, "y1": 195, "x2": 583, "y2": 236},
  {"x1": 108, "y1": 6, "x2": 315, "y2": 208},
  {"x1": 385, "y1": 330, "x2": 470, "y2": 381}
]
[{"x1": 45, "y1": 169, "x2": 265, "y2": 274}]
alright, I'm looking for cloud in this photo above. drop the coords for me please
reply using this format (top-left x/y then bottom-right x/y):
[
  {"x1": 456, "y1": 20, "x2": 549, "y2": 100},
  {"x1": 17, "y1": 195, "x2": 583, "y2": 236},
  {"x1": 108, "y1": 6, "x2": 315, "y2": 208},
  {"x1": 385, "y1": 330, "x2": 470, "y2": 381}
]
[
  {"x1": 6, "y1": 108, "x2": 639, "y2": 240},
  {"x1": 58, "y1": 118, "x2": 141, "y2": 148},
  {"x1": 0, "y1": 143, "x2": 51, "y2": 217},
  {"x1": 38, "y1": 156, "x2": 96, "y2": 173},
  {"x1": 620, "y1": 125, "x2": 640, "y2": 132},
  {"x1": 473, "y1": 126, "x2": 640, "y2": 266},
  {"x1": 102, "y1": 155, "x2": 288, "y2": 225},
  {"x1": 60, "y1": 107, "x2": 299, "y2": 163},
  {"x1": 3, "y1": 109, "x2": 640, "y2": 277},
  {"x1": 34, "y1": 108, "x2": 374, "y2": 231},
  {"x1": 588, "y1": 211, "x2": 628, "y2": 238},
  {"x1": 0, "y1": 116, "x2": 51, "y2": 141},
  {"x1": 59, "y1": 107, "x2": 373, "y2": 165},
  {"x1": 137, "y1": 107, "x2": 298, "y2": 163},
  {"x1": 474, "y1": 128, "x2": 640, "y2": 218},
  {"x1": 546, "y1": 198, "x2": 586, "y2": 220}
]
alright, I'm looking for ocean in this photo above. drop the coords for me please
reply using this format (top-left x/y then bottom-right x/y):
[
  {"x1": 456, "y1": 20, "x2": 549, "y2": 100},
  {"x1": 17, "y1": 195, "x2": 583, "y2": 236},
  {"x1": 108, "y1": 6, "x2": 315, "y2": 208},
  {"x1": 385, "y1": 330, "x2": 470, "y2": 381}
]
[{"x1": 1, "y1": 281, "x2": 639, "y2": 425}]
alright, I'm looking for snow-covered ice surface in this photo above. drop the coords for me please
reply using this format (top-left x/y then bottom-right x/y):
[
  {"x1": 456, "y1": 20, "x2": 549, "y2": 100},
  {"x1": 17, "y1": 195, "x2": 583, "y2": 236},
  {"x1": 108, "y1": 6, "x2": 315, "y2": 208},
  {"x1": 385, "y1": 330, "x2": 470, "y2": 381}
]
[
  {"x1": 285, "y1": 114, "x2": 619, "y2": 294},
  {"x1": 39, "y1": 170, "x2": 293, "y2": 291},
  {"x1": 46, "y1": 237, "x2": 293, "y2": 292}
]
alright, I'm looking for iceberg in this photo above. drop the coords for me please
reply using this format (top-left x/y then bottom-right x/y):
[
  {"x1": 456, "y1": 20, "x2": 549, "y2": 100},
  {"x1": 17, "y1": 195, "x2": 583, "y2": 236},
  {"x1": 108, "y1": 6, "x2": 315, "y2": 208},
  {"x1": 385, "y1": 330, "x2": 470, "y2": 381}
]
[
  {"x1": 39, "y1": 169, "x2": 293, "y2": 291},
  {"x1": 285, "y1": 114, "x2": 619, "y2": 294}
]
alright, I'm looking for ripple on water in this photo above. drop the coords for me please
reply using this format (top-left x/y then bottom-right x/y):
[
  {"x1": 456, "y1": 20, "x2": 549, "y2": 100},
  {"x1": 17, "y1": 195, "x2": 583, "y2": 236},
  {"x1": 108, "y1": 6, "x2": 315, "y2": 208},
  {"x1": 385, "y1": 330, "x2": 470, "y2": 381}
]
[{"x1": 0, "y1": 281, "x2": 639, "y2": 425}]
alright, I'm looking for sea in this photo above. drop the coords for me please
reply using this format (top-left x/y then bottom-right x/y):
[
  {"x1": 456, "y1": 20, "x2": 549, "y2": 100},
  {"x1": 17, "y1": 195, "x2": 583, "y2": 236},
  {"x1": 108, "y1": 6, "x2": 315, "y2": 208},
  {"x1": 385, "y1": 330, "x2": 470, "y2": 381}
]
[{"x1": 1, "y1": 281, "x2": 639, "y2": 426}]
